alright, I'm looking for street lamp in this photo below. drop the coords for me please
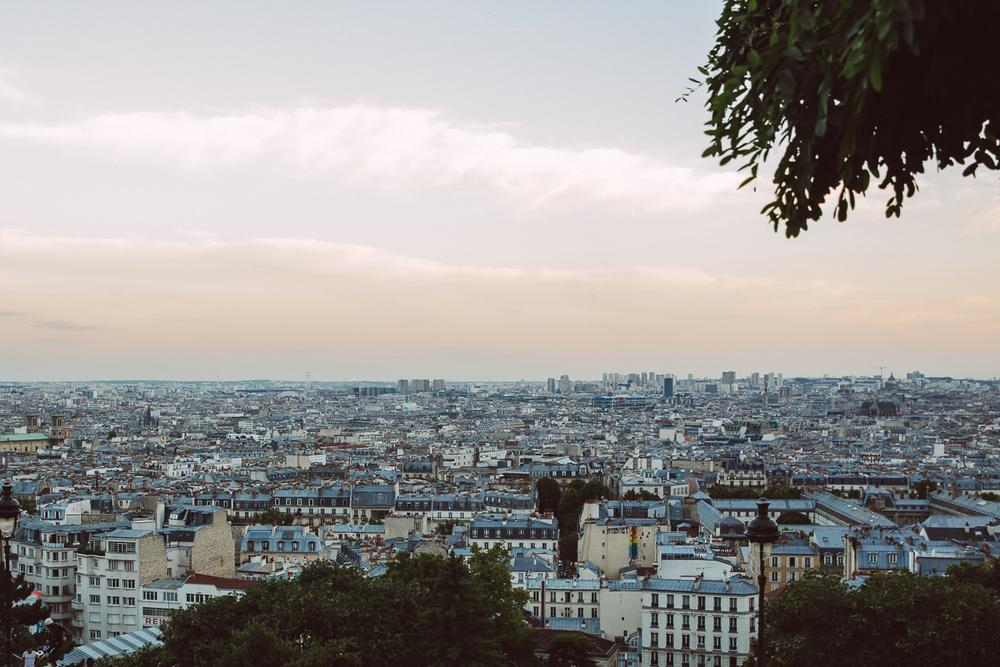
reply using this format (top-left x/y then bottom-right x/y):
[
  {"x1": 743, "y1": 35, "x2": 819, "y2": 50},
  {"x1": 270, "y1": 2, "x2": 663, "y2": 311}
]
[
  {"x1": 746, "y1": 497, "x2": 779, "y2": 667},
  {"x1": 0, "y1": 483, "x2": 21, "y2": 667}
]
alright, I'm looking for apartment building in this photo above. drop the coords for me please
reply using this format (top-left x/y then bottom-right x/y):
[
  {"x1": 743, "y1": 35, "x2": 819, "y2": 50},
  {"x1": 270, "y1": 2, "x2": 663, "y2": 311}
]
[{"x1": 642, "y1": 577, "x2": 757, "y2": 667}]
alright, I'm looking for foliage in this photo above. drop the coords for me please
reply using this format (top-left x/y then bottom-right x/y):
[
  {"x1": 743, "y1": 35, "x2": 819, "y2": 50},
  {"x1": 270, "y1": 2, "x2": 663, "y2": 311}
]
[
  {"x1": 914, "y1": 478, "x2": 937, "y2": 500},
  {"x1": 253, "y1": 507, "x2": 296, "y2": 526},
  {"x1": 709, "y1": 485, "x2": 802, "y2": 500},
  {"x1": 535, "y1": 477, "x2": 561, "y2": 514},
  {"x1": 775, "y1": 510, "x2": 811, "y2": 524},
  {"x1": 947, "y1": 556, "x2": 1000, "y2": 596},
  {"x1": 622, "y1": 489, "x2": 662, "y2": 501},
  {"x1": 979, "y1": 491, "x2": 1000, "y2": 502},
  {"x1": 2, "y1": 572, "x2": 48, "y2": 656},
  {"x1": 104, "y1": 552, "x2": 538, "y2": 667},
  {"x1": 544, "y1": 632, "x2": 595, "y2": 667},
  {"x1": 700, "y1": 0, "x2": 1000, "y2": 236},
  {"x1": 751, "y1": 568, "x2": 1000, "y2": 666},
  {"x1": 434, "y1": 519, "x2": 460, "y2": 536},
  {"x1": 534, "y1": 477, "x2": 612, "y2": 566}
]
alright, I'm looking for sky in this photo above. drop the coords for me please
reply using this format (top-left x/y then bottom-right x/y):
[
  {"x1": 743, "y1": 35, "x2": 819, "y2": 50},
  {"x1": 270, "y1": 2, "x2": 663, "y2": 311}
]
[{"x1": 1, "y1": 1, "x2": 998, "y2": 383}]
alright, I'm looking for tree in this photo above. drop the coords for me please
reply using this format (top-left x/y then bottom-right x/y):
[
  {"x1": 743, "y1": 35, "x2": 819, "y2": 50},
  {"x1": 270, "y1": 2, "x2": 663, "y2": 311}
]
[
  {"x1": 914, "y1": 477, "x2": 938, "y2": 500},
  {"x1": 435, "y1": 519, "x2": 460, "y2": 536},
  {"x1": 775, "y1": 510, "x2": 811, "y2": 524},
  {"x1": 700, "y1": 1, "x2": 1000, "y2": 237},
  {"x1": 544, "y1": 632, "x2": 595, "y2": 667},
  {"x1": 980, "y1": 491, "x2": 1000, "y2": 502},
  {"x1": 253, "y1": 507, "x2": 295, "y2": 526},
  {"x1": 535, "y1": 477, "x2": 561, "y2": 515},
  {"x1": 2, "y1": 573, "x2": 47, "y2": 657},
  {"x1": 751, "y1": 568, "x2": 1000, "y2": 666},
  {"x1": 116, "y1": 555, "x2": 538, "y2": 667}
]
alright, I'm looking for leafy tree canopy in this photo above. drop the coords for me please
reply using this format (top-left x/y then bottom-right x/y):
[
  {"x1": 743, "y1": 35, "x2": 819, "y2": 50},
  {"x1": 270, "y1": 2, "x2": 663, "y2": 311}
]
[
  {"x1": 709, "y1": 485, "x2": 802, "y2": 500},
  {"x1": 701, "y1": 0, "x2": 1000, "y2": 236},
  {"x1": 752, "y1": 568, "x2": 1000, "y2": 666},
  {"x1": 775, "y1": 510, "x2": 811, "y2": 524},
  {"x1": 101, "y1": 547, "x2": 537, "y2": 667}
]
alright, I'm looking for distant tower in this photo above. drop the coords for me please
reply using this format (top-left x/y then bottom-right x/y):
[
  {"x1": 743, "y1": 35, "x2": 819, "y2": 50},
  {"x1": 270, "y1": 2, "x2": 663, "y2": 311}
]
[
  {"x1": 763, "y1": 376, "x2": 769, "y2": 409},
  {"x1": 305, "y1": 372, "x2": 311, "y2": 391},
  {"x1": 663, "y1": 378, "x2": 674, "y2": 399},
  {"x1": 26, "y1": 414, "x2": 39, "y2": 433}
]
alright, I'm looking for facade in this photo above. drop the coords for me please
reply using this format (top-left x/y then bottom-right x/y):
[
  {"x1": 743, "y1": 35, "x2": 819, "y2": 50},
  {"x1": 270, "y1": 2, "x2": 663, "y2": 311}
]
[
  {"x1": 75, "y1": 529, "x2": 170, "y2": 642},
  {"x1": 468, "y1": 516, "x2": 559, "y2": 554},
  {"x1": 642, "y1": 578, "x2": 757, "y2": 667}
]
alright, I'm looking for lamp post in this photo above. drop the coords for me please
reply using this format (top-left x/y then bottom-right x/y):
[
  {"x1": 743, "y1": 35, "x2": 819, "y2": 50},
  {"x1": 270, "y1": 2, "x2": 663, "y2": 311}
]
[
  {"x1": 0, "y1": 483, "x2": 21, "y2": 667},
  {"x1": 746, "y1": 497, "x2": 779, "y2": 667}
]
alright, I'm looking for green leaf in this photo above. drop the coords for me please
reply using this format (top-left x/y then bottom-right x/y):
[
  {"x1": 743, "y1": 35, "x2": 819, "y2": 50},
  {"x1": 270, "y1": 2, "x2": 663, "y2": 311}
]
[{"x1": 869, "y1": 53, "x2": 883, "y2": 92}]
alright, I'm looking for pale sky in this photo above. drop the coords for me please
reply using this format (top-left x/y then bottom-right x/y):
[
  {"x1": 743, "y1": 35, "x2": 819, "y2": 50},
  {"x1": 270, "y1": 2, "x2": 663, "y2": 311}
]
[{"x1": 1, "y1": 2, "x2": 998, "y2": 382}]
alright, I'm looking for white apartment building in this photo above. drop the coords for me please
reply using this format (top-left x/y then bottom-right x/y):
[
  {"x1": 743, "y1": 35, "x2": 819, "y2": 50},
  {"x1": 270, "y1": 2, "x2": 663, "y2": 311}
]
[
  {"x1": 642, "y1": 577, "x2": 757, "y2": 667},
  {"x1": 75, "y1": 529, "x2": 169, "y2": 642},
  {"x1": 140, "y1": 574, "x2": 256, "y2": 629}
]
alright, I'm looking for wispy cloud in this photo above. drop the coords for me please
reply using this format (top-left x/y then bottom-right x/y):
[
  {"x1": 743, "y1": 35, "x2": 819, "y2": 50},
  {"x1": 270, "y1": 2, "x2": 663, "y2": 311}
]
[
  {"x1": 0, "y1": 68, "x2": 40, "y2": 106},
  {"x1": 32, "y1": 321, "x2": 100, "y2": 332},
  {"x1": 0, "y1": 105, "x2": 737, "y2": 213}
]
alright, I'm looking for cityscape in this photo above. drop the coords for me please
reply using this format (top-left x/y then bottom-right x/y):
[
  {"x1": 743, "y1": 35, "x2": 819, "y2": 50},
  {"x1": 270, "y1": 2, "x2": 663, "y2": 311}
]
[
  {"x1": 1, "y1": 370, "x2": 999, "y2": 664},
  {"x1": 2, "y1": 1, "x2": 999, "y2": 665}
]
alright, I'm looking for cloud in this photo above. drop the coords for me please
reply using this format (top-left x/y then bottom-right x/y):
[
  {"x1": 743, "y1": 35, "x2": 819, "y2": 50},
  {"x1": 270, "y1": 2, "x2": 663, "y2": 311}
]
[
  {"x1": 0, "y1": 68, "x2": 40, "y2": 106},
  {"x1": 0, "y1": 311, "x2": 22, "y2": 317},
  {"x1": 0, "y1": 105, "x2": 737, "y2": 213},
  {"x1": 32, "y1": 321, "x2": 100, "y2": 332}
]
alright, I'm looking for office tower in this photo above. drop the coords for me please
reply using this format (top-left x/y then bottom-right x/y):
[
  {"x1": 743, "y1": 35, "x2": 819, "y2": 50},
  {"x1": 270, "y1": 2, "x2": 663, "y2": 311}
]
[
  {"x1": 722, "y1": 371, "x2": 736, "y2": 385},
  {"x1": 750, "y1": 372, "x2": 760, "y2": 387},
  {"x1": 558, "y1": 375, "x2": 571, "y2": 393},
  {"x1": 547, "y1": 378, "x2": 557, "y2": 393},
  {"x1": 398, "y1": 379, "x2": 410, "y2": 395},
  {"x1": 414, "y1": 379, "x2": 430, "y2": 392},
  {"x1": 663, "y1": 377, "x2": 674, "y2": 398},
  {"x1": 433, "y1": 379, "x2": 445, "y2": 391}
]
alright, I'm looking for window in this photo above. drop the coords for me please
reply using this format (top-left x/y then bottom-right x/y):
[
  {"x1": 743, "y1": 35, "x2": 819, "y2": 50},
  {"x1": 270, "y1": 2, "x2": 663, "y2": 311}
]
[
  {"x1": 89, "y1": 577, "x2": 100, "y2": 587},
  {"x1": 869, "y1": 553, "x2": 878, "y2": 565},
  {"x1": 682, "y1": 595, "x2": 690, "y2": 609},
  {"x1": 698, "y1": 596, "x2": 706, "y2": 611},
  {"x1": 666, "y1": 614, "x2": 675, "y2": 629},
  {"x1": 591, "y1": 592, "x2": 598, "y2": 603},
  {"x1": 90, "y1": 595, "x2": 100, "y2": 604},
  {"x1": 90, "y1": 630, "x2": 101, "y2": 640},
  {"x1": 837, "y1": 554, "x2": 844, "y2": 566},
  {"x1": 804, "y1": 557, "x2": 812, "y2": 568},
  {"x1": 666, "y1": 594, "x2": 674, "y2": 608},
  {"x1": 729, "y1": 618, "x2": 738, "y2": 633},
  {"x1": 728, "y1": 598, "x2": 737, "y2": 612},
  {"x1": 713, "y1": 617, "x2": 722, "y2": 632},
  {"x1": 682, "y1": 615, "x2": 690, "y2": 630},
  {"x1": 666, "y1": 634, "x2": 674, "y2": 647},
  {"x1": 770, "y1": 571, "x2": 780, "y2": 582},
  {"x1": 698, "y1": 636, "x2": 706, "y2": 649},
  {"x1": 713, "y1": 637, "x2": 722, "y2": 650},
  {"x1": 108, "y1": 596, "x2": 120, "y2": 605},
  {"x1": 123, "y1": 580, "x2": 136, "y2": 589},
  {"x1": 729, "y1": 637, "x2": 738, "y2": 651},
  {"x1": 770, "y1": 556, "x2": 779, "y2": 568},
  {"x1": 124, "y1": 597, "x2": 135, "y2": 607},
  {"x1": 651, "y1": 613, "x2": 659, "y2": 628},
  {"x1": 591, "y1": 608, "x2": 597, "y2": 618},
  {"x1": 697, "y1": 617, "x2": 706, "y2": 631},
  {"x1": 89, "y1": 612, "x2": 100, "y2": 622},
  {"x1": 650, "y1": 632, "x2": 659, "y2": 647},
  {"x1": 108, "y1": 578, "x2": 120, "y2": 588},
  {"x1": 713, "y1": 597, "x2": 722, "y2": 611},
  {"x1": 682, "y1": 634, "x2": 690, "y2": 649},
  {"x1": 108, "y1": 614, "x2": 120, "y2": 624},
  {"x1": 577, "y1": 608, "x2": 584, "y2": 618},
  {"x1": 651, "y1": 593, "x2": 659, "y2": 608},
  {"x1": 788, "y1": 557, "x2": 796, "y2": 568},
  {"x1": 143, "y1": 591, "x2": 158, "y2": 601},
  {"x1": 164, "y1": 592, "x2": 177, "y2": 602},
  {"x1": 889, "y1": 553, "x2": 898, "y2": 564},
  {"x1": 823, "y1": 553, "x2": 833, "y2": 565}
]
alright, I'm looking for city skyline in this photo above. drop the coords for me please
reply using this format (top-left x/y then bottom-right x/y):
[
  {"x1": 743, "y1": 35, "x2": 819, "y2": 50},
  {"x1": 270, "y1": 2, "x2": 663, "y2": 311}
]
[{"x1": 2, "y1": 2, "x2": 999, "y2": 382}]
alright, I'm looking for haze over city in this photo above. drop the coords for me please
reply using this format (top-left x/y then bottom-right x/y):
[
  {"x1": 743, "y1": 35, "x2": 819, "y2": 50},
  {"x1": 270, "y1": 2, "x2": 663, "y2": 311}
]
[{"x1": 2, "y1": 2, "x2": 998, "y2": 382}]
